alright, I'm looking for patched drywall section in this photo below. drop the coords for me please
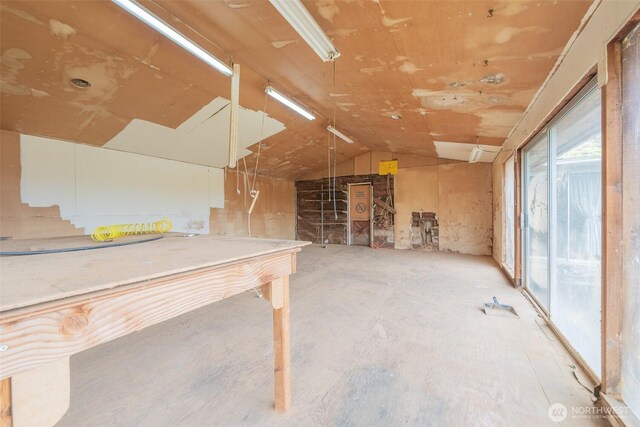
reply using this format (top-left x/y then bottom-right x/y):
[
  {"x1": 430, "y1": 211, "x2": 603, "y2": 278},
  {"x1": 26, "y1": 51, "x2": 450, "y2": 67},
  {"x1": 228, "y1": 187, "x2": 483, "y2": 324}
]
[
  {"x1": 394, "y1": 162, "x2": 493, "y2": 255},
  {"x1": 210, "y1": 168, "x2": 295, "y2": 239},
  {"x1": 20, "y1": 134, "x2": 224, "y2": 234},
  {"x1": 394, "y1": 165, "x2": 439, "y2": 250},
  {"x1": 0, "y1": 129, "x2": 82, "y2": 239},
  {"x1": 106, "y1": 96, "x2": 285, "y2": 168},
  {"x1": 438, "y1": 163, "x2": 493, "y2": 256}
]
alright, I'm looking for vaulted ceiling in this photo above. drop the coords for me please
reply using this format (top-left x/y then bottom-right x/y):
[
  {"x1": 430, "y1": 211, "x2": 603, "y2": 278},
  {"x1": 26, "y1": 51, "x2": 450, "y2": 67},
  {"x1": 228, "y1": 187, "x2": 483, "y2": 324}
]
[{"x1": 0, "y1": 0, "x2": 593, "y2": 179}]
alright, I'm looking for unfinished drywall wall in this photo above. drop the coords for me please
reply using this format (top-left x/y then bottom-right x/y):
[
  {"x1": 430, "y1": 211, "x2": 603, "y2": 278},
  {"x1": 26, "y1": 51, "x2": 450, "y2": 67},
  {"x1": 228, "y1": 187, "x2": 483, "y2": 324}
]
[
  {"x1": 19, "y1": 134, "x2": 223, "y2": 234},
  {"x1": 302, "y1": 152, "x2": 491, "y2": 254},
  {"x1": 393, "y1": 162, "x2": 493, "y2": 255},
  {"x1": 301, "y1": 150, "x2": 457, "y2": 180},
  {"x1": 1, "y1": 130, "x2": 296, "y2": 240},
  {"x1": 209, "y1": 168, "x2": 295, "y2": 239},
  {"x1": 438, "y1": 163, "x2": 493, "y2": 256},
  {"x1": 0, "y1": 130, "x2": 82, "y2": 239},
  {"x1": 394, "y1": 165, "x2": 438, "y2": 250}
]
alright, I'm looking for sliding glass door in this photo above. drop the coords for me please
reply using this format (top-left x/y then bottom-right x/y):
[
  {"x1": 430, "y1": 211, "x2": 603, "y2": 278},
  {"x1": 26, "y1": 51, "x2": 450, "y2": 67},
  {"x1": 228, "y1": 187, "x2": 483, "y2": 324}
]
[
  {"x1": 504, "y1": 156, "x2": 515, "y2": 274},
  {"x1": 522, "y1": 79, "x2": 602, "y2": 377},
  {"x1": 549, "y1": 86, "x2": 602, "y2": 375},
  {"x1": 523, "y1": 135, "x2": 549, "y2": 310}
]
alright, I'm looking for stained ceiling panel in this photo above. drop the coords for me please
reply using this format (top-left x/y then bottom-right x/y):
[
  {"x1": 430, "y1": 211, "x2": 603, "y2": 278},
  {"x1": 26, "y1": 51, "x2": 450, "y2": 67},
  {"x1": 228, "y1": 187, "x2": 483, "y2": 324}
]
[{"x1": 0, "y1": 0, "x2": 594, "y2": 179}]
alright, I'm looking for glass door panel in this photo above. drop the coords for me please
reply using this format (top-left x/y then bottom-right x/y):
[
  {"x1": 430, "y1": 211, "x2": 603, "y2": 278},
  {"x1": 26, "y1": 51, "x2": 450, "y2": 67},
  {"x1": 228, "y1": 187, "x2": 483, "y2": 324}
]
[
  {"x1": 504, "y1": 156, "x2": 515, "y2": 273},
  {"x1": 523, "y1": 135, "x2": 549, "y2": 310},
  {"x1": 550, "y1": 83, "x2": 602, "y2": 375}
]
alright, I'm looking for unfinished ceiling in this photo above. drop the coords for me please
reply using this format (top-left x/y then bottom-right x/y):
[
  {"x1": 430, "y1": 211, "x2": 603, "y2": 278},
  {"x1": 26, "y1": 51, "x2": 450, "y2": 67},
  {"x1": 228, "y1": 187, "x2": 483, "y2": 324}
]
[{"x1": 0, "y1": 0, "x2": 594, "y2": 179}]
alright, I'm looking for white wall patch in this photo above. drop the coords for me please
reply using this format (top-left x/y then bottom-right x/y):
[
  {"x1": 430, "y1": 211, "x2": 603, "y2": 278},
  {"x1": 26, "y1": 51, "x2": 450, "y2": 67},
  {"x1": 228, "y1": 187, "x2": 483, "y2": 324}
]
[{"x1": 20, "y1": 134, "x2": 225, "y2": 235}]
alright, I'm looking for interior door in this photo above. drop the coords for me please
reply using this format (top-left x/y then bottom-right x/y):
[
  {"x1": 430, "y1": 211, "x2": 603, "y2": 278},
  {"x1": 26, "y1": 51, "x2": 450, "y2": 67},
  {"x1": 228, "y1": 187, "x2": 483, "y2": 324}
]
[{"x1": 349, "y1": 184, "x2": 371, "y2": 246}]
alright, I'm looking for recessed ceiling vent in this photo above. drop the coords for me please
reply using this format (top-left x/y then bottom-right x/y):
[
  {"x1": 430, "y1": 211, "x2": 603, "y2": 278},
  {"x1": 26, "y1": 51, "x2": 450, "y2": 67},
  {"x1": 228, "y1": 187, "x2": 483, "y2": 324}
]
[{"x1": 70, "y1": 78, "x2": 91, "y2": 89}]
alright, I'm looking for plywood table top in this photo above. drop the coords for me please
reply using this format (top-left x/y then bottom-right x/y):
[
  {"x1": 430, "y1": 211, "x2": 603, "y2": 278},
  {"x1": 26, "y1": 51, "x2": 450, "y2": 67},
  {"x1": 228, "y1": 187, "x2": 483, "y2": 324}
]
[{"x1": 0, "y1": 234, "x2": 309, "y2": 312}]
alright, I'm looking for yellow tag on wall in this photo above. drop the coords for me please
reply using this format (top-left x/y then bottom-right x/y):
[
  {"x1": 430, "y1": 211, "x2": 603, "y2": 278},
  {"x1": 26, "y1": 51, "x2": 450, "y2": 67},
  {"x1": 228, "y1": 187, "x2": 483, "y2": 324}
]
[{"x1": 379, "y1": 160, "x2": 398, "y2": 175}]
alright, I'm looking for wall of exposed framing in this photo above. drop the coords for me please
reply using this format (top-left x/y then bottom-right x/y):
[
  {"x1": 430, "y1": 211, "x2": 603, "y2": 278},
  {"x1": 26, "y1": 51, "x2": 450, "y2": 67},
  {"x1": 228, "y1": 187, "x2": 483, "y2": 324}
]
[{"x1": 295, "y1": 174, "x2": 395, "y2": 247}]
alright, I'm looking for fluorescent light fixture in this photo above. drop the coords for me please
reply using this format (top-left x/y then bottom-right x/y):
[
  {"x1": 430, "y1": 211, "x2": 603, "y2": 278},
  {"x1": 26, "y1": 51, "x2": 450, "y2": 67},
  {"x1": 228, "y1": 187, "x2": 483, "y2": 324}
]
[
  {"x1": 265, "y1": 86, "x2": 315, "y2": 120},
  {"x1": 469, "y1": 146, "x2": 482, "y2": 163},
  {"x1": 112, "y1": 0, "x2": 233, "y2": 77},
  {"x1": 327, "y1": 125, "x2": 354, "y2": 144},
  {"x1": 269, "y1": 0, "x2": 340, "y2": 62}
]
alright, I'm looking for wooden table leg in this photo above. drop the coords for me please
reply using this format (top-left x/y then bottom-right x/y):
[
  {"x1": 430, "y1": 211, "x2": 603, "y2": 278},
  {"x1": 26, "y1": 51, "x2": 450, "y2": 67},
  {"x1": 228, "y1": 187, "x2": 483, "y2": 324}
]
[
  {"x1": 0, "y1": 378, "x2": 11, "y2": 427},
  {"x1": 271, "y1": 277, "x2": 291, "y2": 412},
  {"x1": 4, "y1": 358, "x2": 70, "y2": 427}
]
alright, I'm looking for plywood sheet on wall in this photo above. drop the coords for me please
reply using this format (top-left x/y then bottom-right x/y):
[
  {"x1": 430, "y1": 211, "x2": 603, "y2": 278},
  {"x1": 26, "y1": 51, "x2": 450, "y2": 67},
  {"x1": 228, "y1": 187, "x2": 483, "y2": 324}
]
[
  {"x1": 394, "y1": 165, "x2": 439, "y2": 250},
  {"x1": 19, "y1": 134, "x2": 224, "y2": 234},
  {"x1": 438, "y1": 163, "x2": 493, "y2": 256},
  {"x1": 209, "y1": 168, "x2": 295, "y2": 239}
]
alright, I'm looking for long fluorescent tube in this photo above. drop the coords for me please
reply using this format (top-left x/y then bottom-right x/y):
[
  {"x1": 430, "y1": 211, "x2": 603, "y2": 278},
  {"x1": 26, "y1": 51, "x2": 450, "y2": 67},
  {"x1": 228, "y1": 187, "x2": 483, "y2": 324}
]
[
  {"x1": 327, "y1": 125, "x2": 354, "y2": 144},
  {"x1": 469, "y1": 146, "x2": 482, "y2": 163},
  {"x1": 265, "y1": 86, "x2": 315, "y2": 120},
  {"x1": 112, "y1": 0, "x2": 233, "y2": 77},
  {"x1": 269, "y1": 0, "x2": 340, "y2": 62}
]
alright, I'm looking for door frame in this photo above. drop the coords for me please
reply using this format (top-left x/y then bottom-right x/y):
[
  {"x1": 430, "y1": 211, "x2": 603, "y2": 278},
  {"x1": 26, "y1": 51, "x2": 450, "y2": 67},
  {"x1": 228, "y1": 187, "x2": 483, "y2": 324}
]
[
  {"x1": 521, "y1": 132, "x2": 551, "y2": 313},
  {"x1": 347, "y1": 182, "x2": 373, "y2": 246}
]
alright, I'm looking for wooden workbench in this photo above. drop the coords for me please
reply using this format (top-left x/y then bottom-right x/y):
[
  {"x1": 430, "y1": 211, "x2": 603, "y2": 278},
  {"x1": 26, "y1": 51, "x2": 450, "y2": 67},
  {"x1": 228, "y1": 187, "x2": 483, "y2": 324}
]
[{"x1": 0, "y1": 235, "x2": 309, "y2": 426}]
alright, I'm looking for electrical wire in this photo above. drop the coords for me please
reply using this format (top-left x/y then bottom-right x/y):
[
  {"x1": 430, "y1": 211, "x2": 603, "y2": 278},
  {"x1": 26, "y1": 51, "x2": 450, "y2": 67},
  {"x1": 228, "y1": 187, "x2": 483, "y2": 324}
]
[
  {"x1": 1, "y1": 234, "x2": 165, "y2": 256},
  {"x1": 331, "y1": 59, "x2": 338, "y2": 220},
  {"x1": 245, "y1": 85, "x2": 270, "y2": 238}
]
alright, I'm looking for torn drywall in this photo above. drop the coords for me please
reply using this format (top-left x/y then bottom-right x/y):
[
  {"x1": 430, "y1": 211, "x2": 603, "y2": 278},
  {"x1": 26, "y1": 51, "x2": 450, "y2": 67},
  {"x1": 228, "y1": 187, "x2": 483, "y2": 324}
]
[{"x1": 106, "y1": 96, "x2": 285, "y2": 168}]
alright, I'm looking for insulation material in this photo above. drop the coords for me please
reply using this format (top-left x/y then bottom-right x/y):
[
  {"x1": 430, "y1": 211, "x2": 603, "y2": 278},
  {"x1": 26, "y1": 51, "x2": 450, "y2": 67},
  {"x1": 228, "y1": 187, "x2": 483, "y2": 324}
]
[
  {"x1": 19, "y1": 134, "x2": 225, "y2": 234},
  {"x1": 105, "y1": 97, "x2": 285, "y2": 168},
  {"x1": 434, "y1": 141, "x2": 501, "y2": 163}
]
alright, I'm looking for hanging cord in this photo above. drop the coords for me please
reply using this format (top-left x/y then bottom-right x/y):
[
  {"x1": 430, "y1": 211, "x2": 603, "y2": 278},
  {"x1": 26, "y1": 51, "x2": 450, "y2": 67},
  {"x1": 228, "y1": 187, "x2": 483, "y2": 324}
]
[
  {"x1": 327, "y1": 125, "x2": 332, "y2": 202},
  {"x1": 245, "y1": 86, "x2": 270, "y2": 238},
  {"x1": 331, "y1": 59, "x2": 338, "y2": 220},
  {"x1": 251, "y1": 90, "x2": 269, "y2": 193}
]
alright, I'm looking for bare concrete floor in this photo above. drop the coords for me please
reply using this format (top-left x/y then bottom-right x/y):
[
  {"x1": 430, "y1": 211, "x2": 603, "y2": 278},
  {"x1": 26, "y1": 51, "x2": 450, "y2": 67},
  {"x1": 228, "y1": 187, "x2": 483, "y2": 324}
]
[{"x1": 59, "y1": 245, "x2": 607, "y2": 426}]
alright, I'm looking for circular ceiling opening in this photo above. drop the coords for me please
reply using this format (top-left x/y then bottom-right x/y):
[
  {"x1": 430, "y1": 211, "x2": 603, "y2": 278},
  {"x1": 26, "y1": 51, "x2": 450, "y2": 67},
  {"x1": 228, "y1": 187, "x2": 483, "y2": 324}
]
[{"x1": 70, "y1": 78, "x2": 91, "y2": 89}]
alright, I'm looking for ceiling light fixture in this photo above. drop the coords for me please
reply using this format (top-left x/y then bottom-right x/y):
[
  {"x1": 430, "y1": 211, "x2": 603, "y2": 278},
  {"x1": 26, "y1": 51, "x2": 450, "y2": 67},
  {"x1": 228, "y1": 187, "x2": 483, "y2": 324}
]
[
  {"x1": 269, "y1": 0, "x2": 340, "y2": 62},
  {"x1": 469, "y1": 146, "x2": 483, "y2": 163},
  {"x1": 327, "y1": 125, "x2": 354, "y2": 144},
  {"x1": 265, "y1": 86, "x2": 315, "y2": 120},
  {"x1": 112, "y1": 0, "x2": 233, "y2": 77}
]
